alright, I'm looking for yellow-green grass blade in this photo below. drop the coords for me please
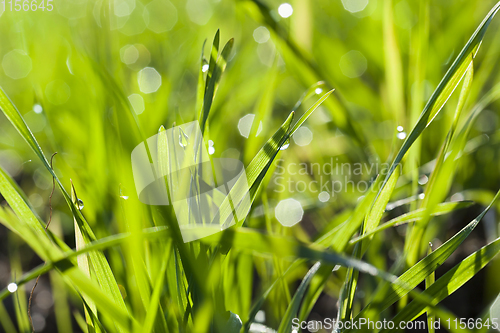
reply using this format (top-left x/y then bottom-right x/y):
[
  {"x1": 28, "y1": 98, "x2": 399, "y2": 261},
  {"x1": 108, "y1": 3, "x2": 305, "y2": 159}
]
[
  {"x1": 338, "y1": 166, "x2": 400, "y2": 322},
  {"x1": 277, "y1": 262, "x2": 321, "y2": 333},
  {"x1": 349, "y1": 201, "x2": 473, "y2": 245},
  {"x1": 383, "y1": 0, "x2": 405, "y2": 124},
  {"x1": 71, "y1": 184, "x2": 97, "y2": 332},
  {"x1": 406, "y1": 64, "x2": 474, "y2": 264},
  {"x1": 142, "y1": 250, "x2": 170, "y2": 333},
  {"x1": 425, "y1": 244, "x2": 435, "y2": 333},
  {"x1": 200, "y1": 36, "x2": 234, "y2": 133}
]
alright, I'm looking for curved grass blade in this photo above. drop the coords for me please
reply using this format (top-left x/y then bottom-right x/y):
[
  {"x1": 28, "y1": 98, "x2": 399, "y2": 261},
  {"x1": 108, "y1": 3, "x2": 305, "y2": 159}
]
[
  {"x1": 277, "y1": 262, "x2": 321, "y2": 333},
  {"x1": 406, "y1": 63, "x2": 474, "y2": 264},
  {"x1": 349, "y1": 201, "x2": 473, "y2": 245},
  {"x1": 338, "y1": 166, "x2": 400, "y2": 322},
  {"x1": 200, "y1": 35, "x2": 234, "y2": 133},
  {"x1": 425, "y1": 244, "x2": 435, "y2": 333}
]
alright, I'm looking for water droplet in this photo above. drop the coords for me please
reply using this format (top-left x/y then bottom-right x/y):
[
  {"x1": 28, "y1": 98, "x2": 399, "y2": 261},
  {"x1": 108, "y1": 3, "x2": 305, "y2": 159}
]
[
  {"x1": 77, "y1": 199, "x2": 84, "y2": 210},
  {"x1": 280, "y1": 138, "x2": 290, "y2": 150},
  {"x1": 202, "y1": 64, "x2": 209, "y2": 72},
  {"x1": 208, "y1": 146, "x2": 215, "y2": 155},
  {"x1": 178, "y1": 127, "x2": 189, "y2": 149},
  {"x1": 397, "y1": 131, "x2": 407, "y2": 140},
  {"x1": 120, "y1": 196, "x2": 129, "y2": 200},
  {"x1": 397, "y1": 125, "x2": 404, "y2": 132},
  {"x1": 315, "y1": 88, "x2": 323, "y2": 94},
  {"x1": 418, "y1": 193, "x2": 425, "y2": 199},
  {"x1": 208, "y1": 140, "x2": 214, "y2": 147},
  {"x1": 255, "y1": 310, "x2": 266, "y2": 323},
  {"x1": 7, "y1": 283, "x2": 17, "y2": 293}
]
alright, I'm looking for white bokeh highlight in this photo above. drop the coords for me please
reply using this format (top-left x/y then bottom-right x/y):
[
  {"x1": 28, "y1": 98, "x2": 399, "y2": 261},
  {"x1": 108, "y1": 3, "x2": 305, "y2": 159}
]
[
  {"x1": 292, "y1": 126, "x2": 313, "y2": 146},
  {"x1": 7, "y1": 283, "x2": 17, "y2": 293},
  {"x1": 341, "y1": 0, "x2": 369, "y2": 13},
  {"x1": 275, "y1": 198, "x2": 304, "y2": 227},
  {"x1": 2, "y1": 50, "x2": 32, "y2": 79},
  {"x1": 138, "y1": 67, "x2": 162, "y2": 94},
  {"x1": 238, "y1": 114, "x2": 263, "y2": 138},
  {"x1": 128, "y1": 94, "x2": 145, "y2": 115},
  {"x1": 253, "y1": 26, "x2": 270, "y2": 44},
  {"x1": 278, "y1": 3, "x2": 293, "y2": 18},
  {"x1": 339, "y1": 50, "x2": 367, "y2": 78}
]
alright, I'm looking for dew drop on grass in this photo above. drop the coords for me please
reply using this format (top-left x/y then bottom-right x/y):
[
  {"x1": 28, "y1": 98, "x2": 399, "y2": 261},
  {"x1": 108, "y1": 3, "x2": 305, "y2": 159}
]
[
  {"x1": 202, "y1": 64, "x2": 209, "y2": 72},
  {"x1": 315, "y1": 87, "x2": 323, "y2": 94},
  {"x1": 397, "y1": 125, "x2": 404, "y2": 132},
  {"x1": 120, "y1": 196, "x2": 129, "y2": 200},
  {"x1": 397, "y1": 131, "x2": 406, "y2": 140},
  {"x1": 280, "y1": 138, "x2": 290, "y2": 150},
  {"x1": 178, "y1": 128, "x2": 189, "y2": 149},
  {"x1": 77, "y1": 199, "x2": 84, "y2": 210}
]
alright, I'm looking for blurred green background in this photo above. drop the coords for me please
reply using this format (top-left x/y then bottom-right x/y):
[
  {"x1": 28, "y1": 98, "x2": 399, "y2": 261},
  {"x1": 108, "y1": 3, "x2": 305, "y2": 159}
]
[{"x1": 1, "y1": 0, "x2": 500, "y2": 332}]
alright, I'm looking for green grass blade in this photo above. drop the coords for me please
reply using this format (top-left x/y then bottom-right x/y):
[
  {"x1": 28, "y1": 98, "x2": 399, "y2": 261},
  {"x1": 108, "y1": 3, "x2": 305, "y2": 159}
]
[
  {"x1": 383, "y1": 0, "x2": 405, "y2": 123},
  {"x1": 289, "y1": 88, "x2": 334, "y2": 135},
  {"x1": 200, "y1": 36, "x2": 234, "y2": 133},
  {"x1": 349, "y1": 201, "x2": 473, "y2": 245},
  {"x1": 277, "y1": 262, "x2": 321, "y2": 333},
  {"x1": 142, "y1": 250, "x2": 170, "y2": 333},
  {"x1": 338, "y1": 166, "x2": 400, "y2": 321},
  {"x1": 425, "y1": 244, "x2": 435, "y2": 333}
]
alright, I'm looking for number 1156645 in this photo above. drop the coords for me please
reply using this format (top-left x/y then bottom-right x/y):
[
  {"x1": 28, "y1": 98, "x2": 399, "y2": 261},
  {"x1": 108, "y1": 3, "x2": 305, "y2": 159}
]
[{"x1": 1, "y1": 0, "x2": 53, "y2": 12}]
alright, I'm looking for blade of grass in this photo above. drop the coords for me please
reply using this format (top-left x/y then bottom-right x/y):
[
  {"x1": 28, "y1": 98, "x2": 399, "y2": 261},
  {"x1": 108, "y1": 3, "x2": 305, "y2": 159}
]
[
  {"x1": 349, "y1": 201, "x2": 473, "y2": 245},
  {"x1": 426, "y1": 244, "x2": 435, "y2": 333},
  {"x1": 277, "y1": 262, "x2": 321, "y2": 333}
]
